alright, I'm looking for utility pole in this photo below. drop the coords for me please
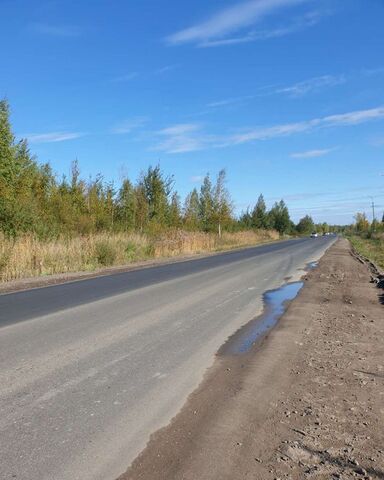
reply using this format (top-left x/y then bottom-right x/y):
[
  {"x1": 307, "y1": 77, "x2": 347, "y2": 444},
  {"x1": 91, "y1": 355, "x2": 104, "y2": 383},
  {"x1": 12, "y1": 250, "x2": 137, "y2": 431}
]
[
  {"x1": 369, "y1": 196, "x2": 376, "y2": 232},
  {"x1": 369, "y1": 196, "x2": 376, "y2": 222}
]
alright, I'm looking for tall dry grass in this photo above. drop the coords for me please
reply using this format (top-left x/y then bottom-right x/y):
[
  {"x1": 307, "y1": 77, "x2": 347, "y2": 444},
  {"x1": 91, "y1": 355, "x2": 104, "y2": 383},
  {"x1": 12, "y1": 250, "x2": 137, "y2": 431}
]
[
  {"x1": 349, "y1": 233, "x2": 384, "y2": 270},
  {"x1": 0, "y1": 229, "x2": 279, "y2": 283}
]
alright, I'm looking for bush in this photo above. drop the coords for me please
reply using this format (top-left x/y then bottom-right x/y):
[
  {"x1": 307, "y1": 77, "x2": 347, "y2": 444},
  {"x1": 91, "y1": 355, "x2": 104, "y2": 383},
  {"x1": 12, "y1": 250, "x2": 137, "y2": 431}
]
[
  {"x1": 94, "y1": 240, "x2": 117, "y2": 266},
  {"x1": 125, "y1": 241, "x2": 138, "y2": 261}
]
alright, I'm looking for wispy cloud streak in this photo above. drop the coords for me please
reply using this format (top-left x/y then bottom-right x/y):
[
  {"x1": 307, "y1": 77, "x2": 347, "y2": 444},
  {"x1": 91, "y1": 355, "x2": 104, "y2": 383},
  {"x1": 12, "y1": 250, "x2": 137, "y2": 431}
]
[
  {"x1": 153, "y1": 124, "x2": 212, "y2": 153},
  {"x1": 111, "y1": 118, "x2": 148, "y2": 134},
  {"x1": 25, "y1": 132, "x2": 85, "y2": 143},
  {"x1": 290, "y1": 148, "x2": 336, "y2": 158},
  {"x1": 229, "y1": 106, "x2": 384, "y2": 145},
  {"x1": 153, "y1": 106, "x2": 384, "y2": 153},
  {"x1": 167, "y1": 0, "x2": 309, "y2": 46},
  {"x1": 199, "y1": 10, "x2": 323, "y2": 47},
  {"x1": 276, "y1": 74, "x2": 346, "y2": 97}
]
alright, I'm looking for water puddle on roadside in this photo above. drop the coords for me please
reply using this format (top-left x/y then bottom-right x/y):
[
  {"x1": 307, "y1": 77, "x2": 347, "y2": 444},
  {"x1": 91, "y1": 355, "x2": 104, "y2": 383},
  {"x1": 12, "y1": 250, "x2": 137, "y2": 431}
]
[
  {"x1": 220, "y1": 281, "x2": 304, "y2": 355},
  {"x1": 307, "y1": 261, "x2": 319, "y2": 270}
]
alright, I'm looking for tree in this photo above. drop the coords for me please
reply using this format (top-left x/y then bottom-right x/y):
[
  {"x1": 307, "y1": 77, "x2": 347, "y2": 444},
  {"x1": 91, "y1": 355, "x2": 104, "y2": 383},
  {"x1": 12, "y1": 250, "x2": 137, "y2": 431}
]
[
  {"x1": 199, "y1": 174, "x2": 214, "y2": 231},
  {"x1": 105, "y1": 181, "x2": 116, "y2": 230},
  {"x1": 212, "y1": 169, "x2": 232, "y2": 236},
  {"x1": 296, "y1": 215, "x2": 315, "y2": 235},
  {"x1": 354, "y1": 212, "x2": 369, "y2": 233},
  {"x1": 268, "y1": 200, "x2": 291, "y2": 235},
  {"x1": 169, "y1": 192, "x2": 182, "y2": 227},
  {"x1": 0, "y1": 99, "x2": 15, "y2": 187},
  {"x1": 251, "y1": 194, "x2": 268, "y2": 229},
  {"x1": 0, "y1": 99, "x2": 54, "y2": 236},
  {"x1": 239, "y1": 208, "x2": 252, "y2": 229},
  {"x1": 117, "y1": 178, "x2": 136, "y2": 231},
  {"x1": 134, "y1": 183, "x2": 149, "y2": 232},
  {"x1": 141, "y1": 165, "x2": 173, "y2": 226},
  {"x1": 183, "y1": 188, "x2": 200, "y2": 230},
  {"x1": 321, "y1": 222, "x2": 329, "y2": 234},
  {"x1": 2, "y1": 98, "x2": 332, "y2": 241}
]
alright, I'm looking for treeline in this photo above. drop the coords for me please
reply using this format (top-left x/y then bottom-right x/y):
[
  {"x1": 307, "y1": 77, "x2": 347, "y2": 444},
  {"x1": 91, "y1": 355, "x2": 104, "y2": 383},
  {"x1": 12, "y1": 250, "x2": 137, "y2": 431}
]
[
  {"x1": 1, "y1": 99, "x2": 328, "y2": 239},
  {"x1": 0, "y1": 100, "x2": 236, "y2": 237},
  {"x1": 348, "y1": 212, "x2": 384, "y2": 236}
]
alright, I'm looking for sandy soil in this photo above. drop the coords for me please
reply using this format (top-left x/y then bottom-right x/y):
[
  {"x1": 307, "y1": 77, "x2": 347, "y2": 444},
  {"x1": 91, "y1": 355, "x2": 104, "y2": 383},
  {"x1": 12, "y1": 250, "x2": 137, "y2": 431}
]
[{"x1": 118, "y1": 238, "x2": 384, "y2": 480}]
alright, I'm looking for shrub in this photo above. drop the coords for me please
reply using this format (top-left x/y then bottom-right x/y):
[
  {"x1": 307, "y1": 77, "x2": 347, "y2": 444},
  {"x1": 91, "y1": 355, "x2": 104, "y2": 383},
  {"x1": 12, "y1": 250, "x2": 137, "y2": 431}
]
[
  {"x1": 125, "y1": 241, "x2": 138, "y2": 261},
  {"x1": 94, "y1": 240, "x2": 117, "y2": 266}
]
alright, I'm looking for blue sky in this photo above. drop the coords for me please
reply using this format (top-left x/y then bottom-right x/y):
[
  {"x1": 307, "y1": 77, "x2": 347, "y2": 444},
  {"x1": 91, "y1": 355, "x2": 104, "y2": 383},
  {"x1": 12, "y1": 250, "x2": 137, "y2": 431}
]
[{"x1": 1, "y1": 0, "x2": 384, "y2": 224}]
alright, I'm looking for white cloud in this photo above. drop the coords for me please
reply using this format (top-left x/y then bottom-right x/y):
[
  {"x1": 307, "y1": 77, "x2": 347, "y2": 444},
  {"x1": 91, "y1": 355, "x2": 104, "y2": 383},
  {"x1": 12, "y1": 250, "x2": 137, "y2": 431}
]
[
  {"x1": 152, "y1": 106, "x2": 384, "y2": 154},
  {"x1": 111, "y1": 117, "x2": 148, "y2": 134},
  {"x1": 31, "y1": 23, "x2": 81, "y2": 37},
  {"x1": 229, "y1": 106, "x2": 384, "y2": 145},
  {"x1": 207, "y1": 95, "x2": 254, "y2": 108},
  {"x1": 228, "y1": 121, "x2": 315, "y2": 144},
  {"x1": 290, "y1": 148, "x2": 335, "y2": 158},
  {"x1": 25, "y1": 132, "x2": 85, "y2": 143},
  {"x1": 199, "y1": 10, "x2": 323, "y2": 47},
  {"x1": 323, "y1": 107, "x2": 384, "y2": 126},
  {"x1": 153, "y1": 124, "x2": 210, "y2": 153},
  {"x1": 167, "y1": 0, "x2": 309, "y2": 46},
  {"x1": 277, "y1": 75, "x2": 346, "y2": 97},
  {"x1": 158, "y1": 124, "x2": 199, "y2": 136}
]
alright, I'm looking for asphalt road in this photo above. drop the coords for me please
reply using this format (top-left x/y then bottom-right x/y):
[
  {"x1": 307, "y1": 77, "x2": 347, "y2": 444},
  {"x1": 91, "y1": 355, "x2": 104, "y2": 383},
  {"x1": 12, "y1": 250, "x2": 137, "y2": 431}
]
[{"x1": 0, "y1": 237, "x2": 335, "y2": 480}]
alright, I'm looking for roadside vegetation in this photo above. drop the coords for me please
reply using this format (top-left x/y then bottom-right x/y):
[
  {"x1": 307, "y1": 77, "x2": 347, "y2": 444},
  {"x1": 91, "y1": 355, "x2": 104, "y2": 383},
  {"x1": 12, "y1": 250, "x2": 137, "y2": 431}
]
[
  {"x1": 0, "y1": 99, "x2": 332, "y2": 282},
  {"x1": 0, "y1": 230, "x2": 279, "y2": 282},
  {"x1": 345, "y1": 212, "x2": 384, "y2": 270}
]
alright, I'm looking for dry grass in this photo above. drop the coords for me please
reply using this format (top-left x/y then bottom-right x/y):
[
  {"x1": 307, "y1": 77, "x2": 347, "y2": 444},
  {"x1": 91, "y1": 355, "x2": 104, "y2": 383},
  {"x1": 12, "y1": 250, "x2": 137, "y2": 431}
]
[
  {"x1": 0, "y1": 229, "x2": 279, "y2": 283},
  {"x1": 349, "y1": 233, "x2": 384, "y2": 271}
]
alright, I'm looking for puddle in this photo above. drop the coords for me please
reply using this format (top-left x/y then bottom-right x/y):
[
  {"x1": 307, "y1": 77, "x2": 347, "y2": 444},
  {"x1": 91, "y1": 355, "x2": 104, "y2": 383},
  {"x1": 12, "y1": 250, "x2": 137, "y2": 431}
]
[
  {"x1": 220, "y1": 281, "x2": 303, "y2": 355},
  {"x1": 307, "y1": 261, "x2": 319, "y2": 270}
]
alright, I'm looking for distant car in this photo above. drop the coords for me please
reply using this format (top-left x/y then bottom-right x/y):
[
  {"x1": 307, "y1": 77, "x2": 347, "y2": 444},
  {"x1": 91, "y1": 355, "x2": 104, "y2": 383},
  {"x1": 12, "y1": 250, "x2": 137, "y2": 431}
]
[{"x1": 310, "y1": 232, "x2": 318, "y2": 238}]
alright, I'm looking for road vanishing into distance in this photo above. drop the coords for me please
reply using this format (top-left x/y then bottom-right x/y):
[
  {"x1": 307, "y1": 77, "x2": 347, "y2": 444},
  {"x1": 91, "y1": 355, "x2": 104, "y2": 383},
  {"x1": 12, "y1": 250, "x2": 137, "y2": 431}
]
[{"x1": 0, "y1": 236, "x2": 335, "y2": 480}]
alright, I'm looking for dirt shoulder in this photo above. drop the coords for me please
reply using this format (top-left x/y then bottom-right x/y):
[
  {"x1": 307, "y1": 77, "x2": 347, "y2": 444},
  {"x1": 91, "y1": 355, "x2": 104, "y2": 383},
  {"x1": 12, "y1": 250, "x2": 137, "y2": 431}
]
[{"x1": 118, "y1": 238, "x2": 384, "y2": 480}]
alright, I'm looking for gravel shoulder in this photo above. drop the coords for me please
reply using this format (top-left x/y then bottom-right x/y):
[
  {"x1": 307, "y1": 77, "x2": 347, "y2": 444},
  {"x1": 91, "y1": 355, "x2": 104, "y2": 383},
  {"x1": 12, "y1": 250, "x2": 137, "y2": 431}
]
[{"x1": 118, "y1": 238, "x2": 384, "y2": 480}]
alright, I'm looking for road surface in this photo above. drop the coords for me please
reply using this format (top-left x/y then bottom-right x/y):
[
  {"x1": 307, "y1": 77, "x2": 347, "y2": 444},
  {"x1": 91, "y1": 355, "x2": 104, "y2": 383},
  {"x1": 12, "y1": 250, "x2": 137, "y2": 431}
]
[{"x1": 0, "y1": 237, "x2": 334, "y2": 480}]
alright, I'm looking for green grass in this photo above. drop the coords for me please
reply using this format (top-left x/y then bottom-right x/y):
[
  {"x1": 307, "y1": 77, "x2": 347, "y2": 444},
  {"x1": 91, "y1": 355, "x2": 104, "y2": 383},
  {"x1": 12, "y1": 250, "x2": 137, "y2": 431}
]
[{"x1": 349, "y1": 234, "x2": 384, "y2": 270}]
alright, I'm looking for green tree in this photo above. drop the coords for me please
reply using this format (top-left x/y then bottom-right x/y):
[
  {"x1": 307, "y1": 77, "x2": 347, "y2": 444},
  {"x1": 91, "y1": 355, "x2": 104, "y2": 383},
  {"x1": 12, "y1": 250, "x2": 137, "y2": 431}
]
[
  {"x1": 116, "y1": 178, "x2": 136, "y2": 231},
  {"x1": 239, "y1": 208, "x2": 252, "y2": 229},
  {"x1": 183, "y1": 188, "x2": 200, "y2": 230},
  {"x1": 212, "y1": 169, "x2": 233, "y2": 236},
  {"x1": 296, "y1": 215, "x2": 315, "y2": 234},
  {"x1": 134, "y1": 183, "x2": 149, "y2": 232},
  {"x1": 251, "y1": 194, "x2": 268, "y2": 229},
  {"x1": 199, "y1": 174, "x2": 214, "y2": 231},
  {"x1": 141, "y1": 165, "x2": 173, "y2": 226},
  {"x1": 268, "y1": 200, "x2": 291, "y2": 235},
  {"x1": 169, "y1": 192, "x2": 182, "y2": 227},
  {"x1": 354, "y1": 212, "x2": 369, "y2": 233}
]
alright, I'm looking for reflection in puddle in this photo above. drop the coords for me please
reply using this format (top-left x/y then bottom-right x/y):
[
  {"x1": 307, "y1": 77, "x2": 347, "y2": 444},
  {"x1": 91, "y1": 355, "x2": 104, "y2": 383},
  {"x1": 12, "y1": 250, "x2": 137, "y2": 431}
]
[
  {"x1": 307, "y1": 261, "x2": 319, "y2": 270},
  {"x1": 222, "y1": 282, "x2": 303, "y2": 355}
]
